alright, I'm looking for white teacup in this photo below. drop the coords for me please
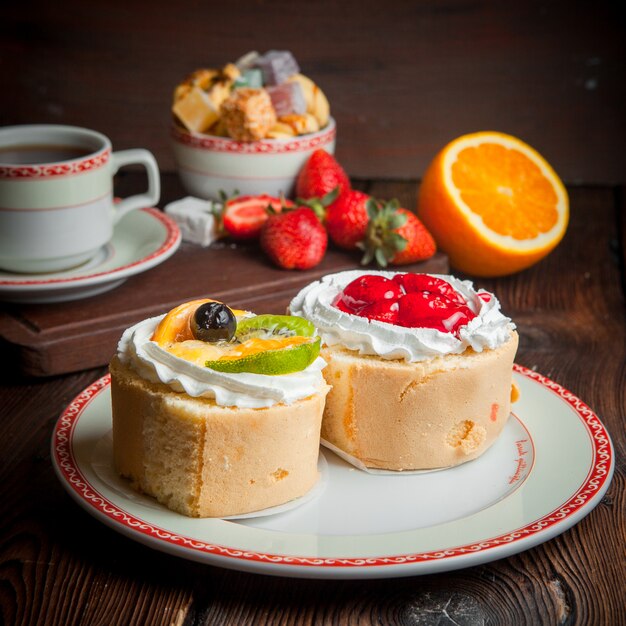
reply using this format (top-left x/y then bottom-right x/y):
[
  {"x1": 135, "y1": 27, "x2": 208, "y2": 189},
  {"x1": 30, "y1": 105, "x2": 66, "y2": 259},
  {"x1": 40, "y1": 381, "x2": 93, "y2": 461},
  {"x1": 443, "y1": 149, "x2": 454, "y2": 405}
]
[{"x1": 0, "y1": 124, "x2": 160, "y2": 273}]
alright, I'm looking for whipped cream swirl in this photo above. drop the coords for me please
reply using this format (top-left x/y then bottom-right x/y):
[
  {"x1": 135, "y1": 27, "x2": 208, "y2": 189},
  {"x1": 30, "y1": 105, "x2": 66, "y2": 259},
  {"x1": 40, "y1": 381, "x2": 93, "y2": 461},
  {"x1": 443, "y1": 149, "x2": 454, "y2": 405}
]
[
  {"x1": 117, "y1": 316, "x2": 327, "y2": 409},
  {"x1": 289, "y1": 270, "x2": 514, "y2": 362}
]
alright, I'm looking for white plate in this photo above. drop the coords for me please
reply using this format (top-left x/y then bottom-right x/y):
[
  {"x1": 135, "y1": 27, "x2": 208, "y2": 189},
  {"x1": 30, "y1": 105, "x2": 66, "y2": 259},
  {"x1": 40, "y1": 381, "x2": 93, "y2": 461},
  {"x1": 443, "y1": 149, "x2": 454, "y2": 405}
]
[
  {"x1": 51, "y1": 365, "x2": 614, "y2": 579},
  {"x1": 0, "y1": 208, "x2": 181, "y2": 303}
]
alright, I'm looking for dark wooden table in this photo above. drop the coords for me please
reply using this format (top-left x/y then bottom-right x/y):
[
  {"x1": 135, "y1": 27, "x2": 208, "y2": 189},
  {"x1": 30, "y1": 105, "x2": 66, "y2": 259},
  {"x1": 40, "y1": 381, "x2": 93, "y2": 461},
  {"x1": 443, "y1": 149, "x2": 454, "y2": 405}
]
[
  {"x1": 2, "y1": 1, "x2": 626, "y2": 623},
  {"x1": 0, "y1": 173, "x2": 624, "y2": 625}
]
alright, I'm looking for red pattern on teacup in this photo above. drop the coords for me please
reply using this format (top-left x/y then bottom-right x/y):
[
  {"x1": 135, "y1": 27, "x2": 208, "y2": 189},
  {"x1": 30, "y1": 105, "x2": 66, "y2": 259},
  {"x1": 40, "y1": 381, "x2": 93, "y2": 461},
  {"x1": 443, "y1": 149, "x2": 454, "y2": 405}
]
[
  {"x1": 171, "y1": 124, "x2": 336, "y2": 154},
  {"x1": 0, "y1": 149, "x2": 111, "y2": 179}
]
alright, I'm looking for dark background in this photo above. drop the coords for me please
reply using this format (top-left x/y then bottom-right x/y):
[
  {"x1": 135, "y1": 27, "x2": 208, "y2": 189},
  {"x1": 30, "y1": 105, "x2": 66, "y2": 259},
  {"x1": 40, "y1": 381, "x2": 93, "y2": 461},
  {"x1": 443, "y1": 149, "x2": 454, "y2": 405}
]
[{"x1": 2, "y1": 0, "x2": 625, "y2": 185}]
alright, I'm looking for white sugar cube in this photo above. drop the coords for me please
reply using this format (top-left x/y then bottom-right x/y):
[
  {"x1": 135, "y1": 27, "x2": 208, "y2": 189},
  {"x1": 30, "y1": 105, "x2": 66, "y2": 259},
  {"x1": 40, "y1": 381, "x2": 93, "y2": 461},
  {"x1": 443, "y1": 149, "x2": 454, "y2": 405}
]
[{"x1": 164, "y1": 196, "x2": 221, "y2": 247}]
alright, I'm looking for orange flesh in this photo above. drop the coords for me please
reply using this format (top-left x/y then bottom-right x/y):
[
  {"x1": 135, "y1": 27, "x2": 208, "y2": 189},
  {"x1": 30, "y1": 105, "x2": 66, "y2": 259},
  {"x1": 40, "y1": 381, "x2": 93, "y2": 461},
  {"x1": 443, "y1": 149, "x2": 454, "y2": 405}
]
[
  {"x1": 451, "y1": 144, "x2": 559, "y2": 240},
  {"x1": 165, "y1": 340, "x2": 223, "y2": 365},
  {"x1": 163, "y1": 336, "x2": 312, "y2": 366}
]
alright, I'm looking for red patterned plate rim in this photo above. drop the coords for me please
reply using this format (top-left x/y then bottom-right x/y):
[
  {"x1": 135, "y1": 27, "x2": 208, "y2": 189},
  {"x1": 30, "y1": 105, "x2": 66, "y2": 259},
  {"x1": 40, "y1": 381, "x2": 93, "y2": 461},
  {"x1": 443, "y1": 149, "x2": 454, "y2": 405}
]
[
  {"x1": 0, "y1": 208, "x2": 180, "y2": 287},
  {"x1": 51, "y1": 364, "x2": 614, "y2": 575}
]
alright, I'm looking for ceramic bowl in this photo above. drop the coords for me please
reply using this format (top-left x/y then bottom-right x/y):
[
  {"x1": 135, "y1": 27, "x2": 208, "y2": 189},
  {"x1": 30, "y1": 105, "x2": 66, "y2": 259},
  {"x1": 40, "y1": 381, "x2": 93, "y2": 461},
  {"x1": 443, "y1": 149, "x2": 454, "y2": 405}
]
[{"x1": 171, "y1": 117, "x2": 336, "y2": 200}]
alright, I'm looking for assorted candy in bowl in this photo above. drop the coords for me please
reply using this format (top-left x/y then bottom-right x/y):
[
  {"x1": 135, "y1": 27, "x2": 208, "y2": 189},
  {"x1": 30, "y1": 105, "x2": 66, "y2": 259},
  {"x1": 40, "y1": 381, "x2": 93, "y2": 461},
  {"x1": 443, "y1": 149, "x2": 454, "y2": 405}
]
[{"x1": 170, "y1": 50, "x2": 336, "y2": 199}]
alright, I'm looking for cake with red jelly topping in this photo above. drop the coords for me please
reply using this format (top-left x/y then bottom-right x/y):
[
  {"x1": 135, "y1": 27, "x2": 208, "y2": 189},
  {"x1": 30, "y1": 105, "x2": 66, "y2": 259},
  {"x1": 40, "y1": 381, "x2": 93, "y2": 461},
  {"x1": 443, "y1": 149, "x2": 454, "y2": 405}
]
[{"x1": 290, "y1": 270, "x2": 518, "y2": 471}]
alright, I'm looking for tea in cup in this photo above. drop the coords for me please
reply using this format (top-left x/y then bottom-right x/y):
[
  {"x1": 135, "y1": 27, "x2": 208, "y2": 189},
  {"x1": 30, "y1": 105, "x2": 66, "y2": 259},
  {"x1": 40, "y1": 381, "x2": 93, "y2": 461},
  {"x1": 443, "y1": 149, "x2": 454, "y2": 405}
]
[{"x1": 0, "y1": 124, "x2": 160, "y2": 273}]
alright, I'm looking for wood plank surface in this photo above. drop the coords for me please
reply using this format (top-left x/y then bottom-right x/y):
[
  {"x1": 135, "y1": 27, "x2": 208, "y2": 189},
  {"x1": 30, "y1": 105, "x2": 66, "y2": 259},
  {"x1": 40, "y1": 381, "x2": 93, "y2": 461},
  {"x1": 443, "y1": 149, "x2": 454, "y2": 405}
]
[
  {"x1": 2, "y1": 0, "x2": 625, "y2": 184},
  {"x1": 0, "y1": 180, "x2": 624, "y2": 625}
]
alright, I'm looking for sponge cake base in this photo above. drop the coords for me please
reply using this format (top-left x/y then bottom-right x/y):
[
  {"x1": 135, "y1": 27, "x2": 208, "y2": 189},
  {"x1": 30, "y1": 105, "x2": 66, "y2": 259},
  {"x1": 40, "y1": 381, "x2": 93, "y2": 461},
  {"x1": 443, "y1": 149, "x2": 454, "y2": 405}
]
[
  {"x1": 110, "y1": 356, "x2": 328, "y2": 517},
  {"x1": 320, "y1": 331, "x2": 518, "y2": 471}
]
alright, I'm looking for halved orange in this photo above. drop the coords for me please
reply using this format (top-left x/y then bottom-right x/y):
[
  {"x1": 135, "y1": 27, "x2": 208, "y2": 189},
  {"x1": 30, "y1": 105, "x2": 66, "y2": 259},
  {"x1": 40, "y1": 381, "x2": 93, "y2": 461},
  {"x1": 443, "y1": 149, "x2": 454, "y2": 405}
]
[{"x1": 417, "y1": 132, "x2": 569, "y2": 277}]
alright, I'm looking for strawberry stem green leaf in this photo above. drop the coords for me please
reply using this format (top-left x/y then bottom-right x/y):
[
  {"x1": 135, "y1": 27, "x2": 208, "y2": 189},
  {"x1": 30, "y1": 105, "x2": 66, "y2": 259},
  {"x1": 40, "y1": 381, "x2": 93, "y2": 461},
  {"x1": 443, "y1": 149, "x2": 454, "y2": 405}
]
[
  {"x1": 218, "y1": 188, "x2": 240, "y2": 203},
  {"x1": 360, "y1": 246, "x2": 375, "y2": 265},
  {"x1": 387, "y1": 212, "x2": 407, "y2": 230},
  {"x1": 359, "y1": 198, "x2": 409, "y2": 267},
  {"x1": 375, "y1": 248, "x2": 388, "y2": 267},
  {"x1": 296, "y1": 187, "x2": 341, "y2": 222},
  {"x1": 320, "y1": 186, "x2": 340, "y2": 206},
  {"x1": 366, "y1": 198, "x2": 380, "y2": 221}
]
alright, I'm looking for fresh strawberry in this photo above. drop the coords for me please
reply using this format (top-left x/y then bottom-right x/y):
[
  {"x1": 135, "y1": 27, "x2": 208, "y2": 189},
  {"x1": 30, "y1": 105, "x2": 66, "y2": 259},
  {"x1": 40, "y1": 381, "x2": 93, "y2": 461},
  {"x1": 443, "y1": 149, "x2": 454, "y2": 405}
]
[
  {"x1": 334, "y1": 275, "x2": 402, "y2": 312},
  {"x1": 359, "y1": 199, "x2": 436, "y2": 266},
  {"x1": 296, "y1": 149, "x2": 351, "y2": 200},
  {"x1": 223, "y1": 195, "x2": 293, "y2": 240},
  {"x1": 325, "y1": 190, "x2": 371, "y2": 250},
  {"x1": 392, "y1": 210, "x2": 437, "y2": 265},
  {"x1": 260, "y1": 207, "x2": 328, "y2": 270}
]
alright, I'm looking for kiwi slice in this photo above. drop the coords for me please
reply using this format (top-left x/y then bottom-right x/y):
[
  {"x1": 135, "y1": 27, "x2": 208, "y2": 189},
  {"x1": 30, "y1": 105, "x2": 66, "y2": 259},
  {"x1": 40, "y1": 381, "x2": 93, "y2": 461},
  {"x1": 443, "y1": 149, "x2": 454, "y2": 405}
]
[
  {"x1": 205, "y1": 314, "x2": 320, "y2": 375},
  {"x1": 205, "y1": 336, "x2": 320, "y2": 375},
  {"x1": 235, "y1": 314, "x2": 316, "y2": 340}
]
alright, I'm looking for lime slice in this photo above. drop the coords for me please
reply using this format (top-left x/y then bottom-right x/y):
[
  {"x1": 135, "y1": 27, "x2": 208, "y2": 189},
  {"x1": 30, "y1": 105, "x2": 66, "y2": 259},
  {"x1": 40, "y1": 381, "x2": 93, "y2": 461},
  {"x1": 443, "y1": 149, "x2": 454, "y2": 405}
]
[{"x1": 205, "y1": 335, "x2": 320, "y2": 375}]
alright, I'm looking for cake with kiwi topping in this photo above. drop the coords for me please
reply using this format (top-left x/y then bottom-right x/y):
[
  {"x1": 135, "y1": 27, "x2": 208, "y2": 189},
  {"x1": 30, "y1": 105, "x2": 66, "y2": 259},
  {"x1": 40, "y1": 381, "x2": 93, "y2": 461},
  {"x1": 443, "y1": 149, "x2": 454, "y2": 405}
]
[
  {"x1": 110, "y1": 299, "x2": 329, "y2": 517},
  {"x1": 290, "y1": 270, "x2": 519, "y2": 471}
]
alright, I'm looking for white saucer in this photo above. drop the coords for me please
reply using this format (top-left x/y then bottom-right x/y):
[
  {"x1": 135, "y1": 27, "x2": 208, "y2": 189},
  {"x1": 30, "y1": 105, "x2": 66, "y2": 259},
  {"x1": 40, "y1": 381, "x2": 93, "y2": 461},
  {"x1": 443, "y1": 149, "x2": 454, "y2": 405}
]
[
  {"x1": 0, "y1": 208, "x2": 181, "y2": 303},
  {"x1": 52, "y1": 365, "x2": 614, "y2": 579}
]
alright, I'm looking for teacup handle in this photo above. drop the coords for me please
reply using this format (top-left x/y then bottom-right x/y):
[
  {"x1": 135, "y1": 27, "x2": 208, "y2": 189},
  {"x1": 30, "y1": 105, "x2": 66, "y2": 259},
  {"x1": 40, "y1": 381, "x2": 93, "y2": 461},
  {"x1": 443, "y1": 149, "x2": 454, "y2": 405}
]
[{"x1": 110, "y1": 149, "x2": 161, "y2": 223}]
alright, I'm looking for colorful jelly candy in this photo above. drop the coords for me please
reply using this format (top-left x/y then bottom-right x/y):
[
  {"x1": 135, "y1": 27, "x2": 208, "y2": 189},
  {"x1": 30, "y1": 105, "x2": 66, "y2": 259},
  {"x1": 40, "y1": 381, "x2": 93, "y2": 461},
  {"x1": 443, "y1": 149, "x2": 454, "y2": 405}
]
[
  {"x1": 254, "y1": 50, "x2": 300, "y2": 86},
  {"x1": 267, "y1": 82, "x2": 306, "y2": 117}
]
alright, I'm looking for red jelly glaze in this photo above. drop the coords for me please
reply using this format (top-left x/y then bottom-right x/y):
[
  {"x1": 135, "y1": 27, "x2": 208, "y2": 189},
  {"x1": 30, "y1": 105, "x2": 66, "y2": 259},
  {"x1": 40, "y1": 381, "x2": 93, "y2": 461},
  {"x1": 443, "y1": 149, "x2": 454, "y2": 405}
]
[
  {"x1": 334, "y1": 273, "x2": 477, "y2": 335},
  {"x1": 392, "y1": 273, "x2": 466, "y2": 305},
  {"x1": 334, "y1": 275, "x2": 403, "y2": 312},
  {"x1": 359, "y1": 299, "x2": 400, "y2": 324}
]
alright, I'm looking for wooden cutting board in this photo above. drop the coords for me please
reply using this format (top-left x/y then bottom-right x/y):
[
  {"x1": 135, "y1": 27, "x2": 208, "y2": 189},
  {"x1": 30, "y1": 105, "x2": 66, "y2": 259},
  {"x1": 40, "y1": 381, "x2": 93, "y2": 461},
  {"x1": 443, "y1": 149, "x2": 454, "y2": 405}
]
[{"x1": 0, "y1": 238, "x2": 448, "y2": 377}]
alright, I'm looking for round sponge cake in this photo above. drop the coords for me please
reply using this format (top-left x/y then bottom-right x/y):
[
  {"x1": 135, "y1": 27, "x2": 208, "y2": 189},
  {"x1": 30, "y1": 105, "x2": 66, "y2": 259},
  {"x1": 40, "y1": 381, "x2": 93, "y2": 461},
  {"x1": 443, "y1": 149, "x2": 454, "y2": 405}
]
[
  {"x1": 110, "y1": 356, "x2": 329, "y2": 517},
  {"x1": 320, "y1": 331, "x2": 519, "y2": 470}
]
